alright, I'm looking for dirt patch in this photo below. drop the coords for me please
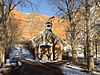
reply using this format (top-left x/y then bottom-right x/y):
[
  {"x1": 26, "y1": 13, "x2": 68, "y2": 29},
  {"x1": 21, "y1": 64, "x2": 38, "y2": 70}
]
[{"x1": 19, "y1": 61, "x2": 64, "y2": 75}]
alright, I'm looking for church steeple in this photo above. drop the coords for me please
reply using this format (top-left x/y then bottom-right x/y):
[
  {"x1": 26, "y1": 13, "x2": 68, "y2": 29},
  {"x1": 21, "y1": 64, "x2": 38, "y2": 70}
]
[{"x1": 45, "y1": 16, "x2": 55, "y2": 32}]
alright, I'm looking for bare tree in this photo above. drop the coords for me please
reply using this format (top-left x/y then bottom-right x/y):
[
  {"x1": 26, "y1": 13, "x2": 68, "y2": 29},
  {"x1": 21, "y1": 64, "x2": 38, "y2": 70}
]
[
  {"x1": 48, "y1": 0, "x2": 85, "y2": 64},
  {"x1": 80, "y1": 0, "x2": 100, "y2": 71},
  {"x1": 0, "y1": 0, "x2": 36, "y2": 67}
]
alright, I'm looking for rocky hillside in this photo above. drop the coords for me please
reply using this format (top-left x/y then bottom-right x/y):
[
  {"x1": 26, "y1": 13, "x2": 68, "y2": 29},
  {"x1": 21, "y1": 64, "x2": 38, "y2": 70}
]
[{"x1": 11, "y1": 8, "x2": 69, "y2": 43}]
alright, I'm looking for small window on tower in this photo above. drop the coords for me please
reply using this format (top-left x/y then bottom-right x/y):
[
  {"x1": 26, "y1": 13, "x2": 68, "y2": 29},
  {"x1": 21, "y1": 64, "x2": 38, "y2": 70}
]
[{"x1": 47, "y1": 25, "x2": 51, "y2": 27}]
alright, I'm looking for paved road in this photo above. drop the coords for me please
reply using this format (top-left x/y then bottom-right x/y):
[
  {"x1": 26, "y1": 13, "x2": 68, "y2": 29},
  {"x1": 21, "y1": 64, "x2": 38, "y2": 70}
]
[{"x1": 60, "y1": 64, "x2": 100, "y2": 75}]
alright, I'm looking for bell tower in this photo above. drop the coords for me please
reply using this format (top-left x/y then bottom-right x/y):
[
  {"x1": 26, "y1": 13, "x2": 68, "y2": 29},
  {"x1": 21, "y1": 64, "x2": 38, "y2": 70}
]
[{"x1": 45, "y1": 21, "x2": 52, "y2": 32}]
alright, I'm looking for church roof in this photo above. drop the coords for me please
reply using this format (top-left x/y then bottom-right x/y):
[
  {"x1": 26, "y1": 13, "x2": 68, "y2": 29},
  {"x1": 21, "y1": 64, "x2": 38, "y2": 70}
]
[{"x1": 32, "y1": 22, "x2": 65, "y2": 46}]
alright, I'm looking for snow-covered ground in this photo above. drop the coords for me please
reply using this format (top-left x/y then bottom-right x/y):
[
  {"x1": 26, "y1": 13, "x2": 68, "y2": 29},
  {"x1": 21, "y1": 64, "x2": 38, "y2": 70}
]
[
  {"x1": 10, "y1": 48, "x2": 33, "y2": 59},
  {"x1": 60, "y1": 64, "x2": 100, "y2": 75},
  {"x1": 6, "y1": 48, "x2": 33, "y2": 66}
]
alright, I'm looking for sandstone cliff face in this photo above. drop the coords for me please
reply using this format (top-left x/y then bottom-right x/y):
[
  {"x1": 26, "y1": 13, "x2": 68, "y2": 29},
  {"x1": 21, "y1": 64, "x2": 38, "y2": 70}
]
[{"x1": 11, "y1": 8, "x2": 69, "y2": 43}]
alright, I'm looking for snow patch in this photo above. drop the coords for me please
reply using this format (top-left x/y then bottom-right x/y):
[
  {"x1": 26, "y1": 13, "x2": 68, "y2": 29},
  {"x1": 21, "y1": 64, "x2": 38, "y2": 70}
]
[{"x1": 60, "y1": 64, "x2": 100, "y2": 75}]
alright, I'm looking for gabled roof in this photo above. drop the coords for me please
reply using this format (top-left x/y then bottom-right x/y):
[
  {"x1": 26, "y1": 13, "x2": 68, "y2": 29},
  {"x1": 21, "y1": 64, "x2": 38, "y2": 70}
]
[{"x1": 32, "y1": 30, "x2": 65, "y2": 45}]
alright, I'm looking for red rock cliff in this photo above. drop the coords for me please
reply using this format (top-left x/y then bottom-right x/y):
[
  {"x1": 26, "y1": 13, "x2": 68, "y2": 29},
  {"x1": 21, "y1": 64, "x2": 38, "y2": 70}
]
[{"x1": 10, "y1": 8, "x2": 69, "y2": 43}]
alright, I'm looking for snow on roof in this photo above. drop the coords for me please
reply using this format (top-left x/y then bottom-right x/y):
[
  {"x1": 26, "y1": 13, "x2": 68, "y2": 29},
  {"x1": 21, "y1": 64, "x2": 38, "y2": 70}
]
[{"x1": 39, "y1": 39, "x2": 53, "y2": 46}]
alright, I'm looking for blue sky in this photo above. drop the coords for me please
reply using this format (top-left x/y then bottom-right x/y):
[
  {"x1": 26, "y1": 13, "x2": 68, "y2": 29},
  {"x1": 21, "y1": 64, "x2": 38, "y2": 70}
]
[{"x1": 17, "y1": 0, "x2": 56, "y2": 16}]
